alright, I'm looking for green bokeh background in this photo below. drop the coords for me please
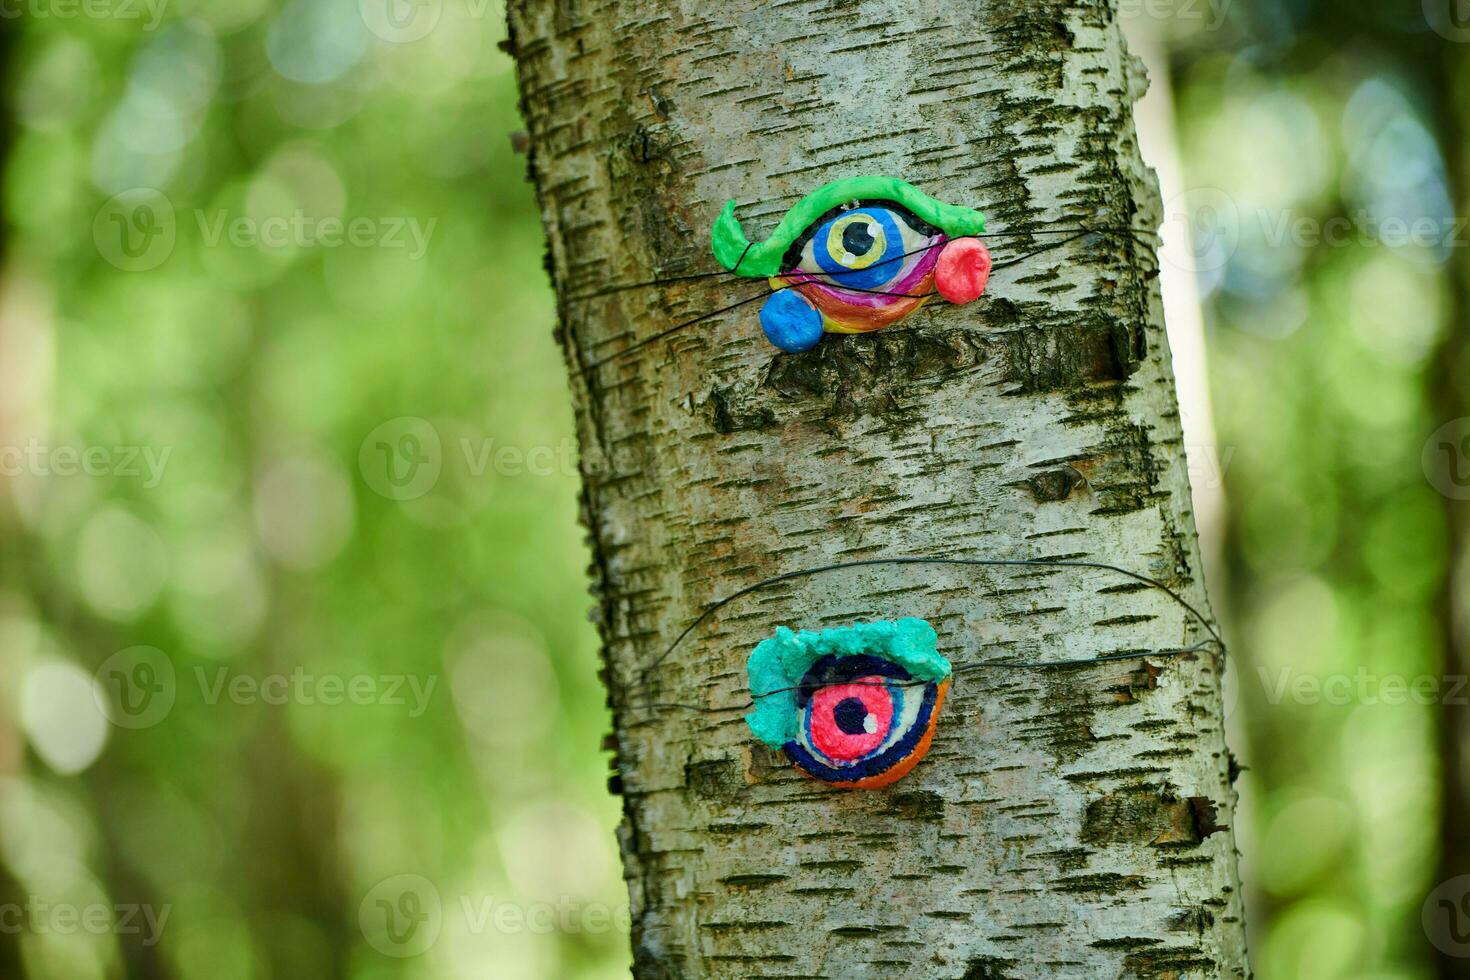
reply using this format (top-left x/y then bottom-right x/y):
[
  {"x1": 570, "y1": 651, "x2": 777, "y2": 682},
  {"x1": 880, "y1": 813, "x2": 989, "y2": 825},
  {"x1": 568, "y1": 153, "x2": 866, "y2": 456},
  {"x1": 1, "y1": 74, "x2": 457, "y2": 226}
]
[{"x1": 0, "y1": 1, "x2": 1465, "y2": 978}]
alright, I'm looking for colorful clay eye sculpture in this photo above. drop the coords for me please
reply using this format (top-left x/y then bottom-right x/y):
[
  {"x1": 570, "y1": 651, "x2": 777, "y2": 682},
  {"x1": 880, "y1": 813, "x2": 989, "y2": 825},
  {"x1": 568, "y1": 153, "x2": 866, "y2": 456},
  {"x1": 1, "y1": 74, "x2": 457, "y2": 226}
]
[
  {"x1": 711, "y1": 176, "x2": 992, "y2": 353},
  {"x1": 745, "y1": 618, "x2": 952, "y2": 789}
]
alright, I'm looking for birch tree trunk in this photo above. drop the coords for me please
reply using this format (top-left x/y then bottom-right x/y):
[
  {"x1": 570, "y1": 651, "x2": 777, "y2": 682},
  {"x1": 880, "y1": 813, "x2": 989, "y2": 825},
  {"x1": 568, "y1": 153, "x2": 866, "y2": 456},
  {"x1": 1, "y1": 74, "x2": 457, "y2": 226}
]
[{"x1": 505, "y1": 1, "x2": 1249, "y2": 976}]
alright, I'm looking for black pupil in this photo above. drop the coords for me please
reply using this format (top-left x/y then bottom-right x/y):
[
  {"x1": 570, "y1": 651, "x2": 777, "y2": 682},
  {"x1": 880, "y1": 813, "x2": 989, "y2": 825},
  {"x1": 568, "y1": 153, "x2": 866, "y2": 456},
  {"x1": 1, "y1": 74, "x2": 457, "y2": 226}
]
[
  {"x1": 842, "y1": 221, "x2": 877, "y2": 257},
  {"x1": 833, "y1": 697, "x2": 870, "y2": 735}
]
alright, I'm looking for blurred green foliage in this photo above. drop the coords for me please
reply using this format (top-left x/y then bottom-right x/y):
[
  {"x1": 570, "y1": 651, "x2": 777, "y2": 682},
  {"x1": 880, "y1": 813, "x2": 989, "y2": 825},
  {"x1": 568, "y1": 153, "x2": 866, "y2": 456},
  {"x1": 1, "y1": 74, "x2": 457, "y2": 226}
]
[
  {"x1": 1164, "y1": 2, "x2": 1466, "y2": 977},
  {"x1": 0, "y1": 1, "x2": 625, "y2": 978}
]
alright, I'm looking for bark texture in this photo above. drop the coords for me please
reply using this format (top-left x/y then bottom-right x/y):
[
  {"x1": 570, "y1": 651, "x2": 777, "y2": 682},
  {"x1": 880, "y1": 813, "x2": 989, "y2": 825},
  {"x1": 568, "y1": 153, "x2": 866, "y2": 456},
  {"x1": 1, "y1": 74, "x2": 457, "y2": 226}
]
[{"x1": 505, "y1": 1, "x2": 1248, "y2": 976}]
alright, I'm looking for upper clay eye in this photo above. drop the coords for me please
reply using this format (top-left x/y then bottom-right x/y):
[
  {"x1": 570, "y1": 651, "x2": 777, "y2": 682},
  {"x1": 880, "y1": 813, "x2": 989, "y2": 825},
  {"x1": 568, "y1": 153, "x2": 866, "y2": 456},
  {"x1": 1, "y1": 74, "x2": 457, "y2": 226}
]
[{"x1": 709, "y1": 176, "x2": 990, "y2": 352}]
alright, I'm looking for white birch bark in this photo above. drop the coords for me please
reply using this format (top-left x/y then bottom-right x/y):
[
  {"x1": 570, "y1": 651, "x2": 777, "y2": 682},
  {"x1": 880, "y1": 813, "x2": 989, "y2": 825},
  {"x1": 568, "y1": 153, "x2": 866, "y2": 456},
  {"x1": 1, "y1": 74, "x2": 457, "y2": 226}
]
[{"x1": 505, "y1": 1, "x2": 1249, "y2": 976}]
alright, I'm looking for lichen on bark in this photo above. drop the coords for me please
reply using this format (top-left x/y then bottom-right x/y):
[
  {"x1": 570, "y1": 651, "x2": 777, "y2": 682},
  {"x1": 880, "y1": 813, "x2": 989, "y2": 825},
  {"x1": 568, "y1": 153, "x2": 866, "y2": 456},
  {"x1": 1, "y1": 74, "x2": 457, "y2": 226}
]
[{"x1": 506, "y1": 0, "x2": 1249, "y2": 976}]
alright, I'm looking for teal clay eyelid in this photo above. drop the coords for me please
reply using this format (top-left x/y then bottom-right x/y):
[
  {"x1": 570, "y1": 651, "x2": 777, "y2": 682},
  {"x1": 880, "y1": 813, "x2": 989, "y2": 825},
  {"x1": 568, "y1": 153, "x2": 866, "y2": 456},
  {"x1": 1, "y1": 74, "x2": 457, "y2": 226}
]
[{"x1": 711, "y1": 176, "x2": 988, "y2": 278}]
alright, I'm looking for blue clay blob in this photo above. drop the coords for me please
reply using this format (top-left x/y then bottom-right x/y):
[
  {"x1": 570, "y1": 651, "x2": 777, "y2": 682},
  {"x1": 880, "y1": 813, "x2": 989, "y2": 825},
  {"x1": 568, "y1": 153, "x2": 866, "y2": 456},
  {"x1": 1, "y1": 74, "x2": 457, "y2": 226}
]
[{"x1": 759, "y1": 290, "x2": 824, "y2": 352}]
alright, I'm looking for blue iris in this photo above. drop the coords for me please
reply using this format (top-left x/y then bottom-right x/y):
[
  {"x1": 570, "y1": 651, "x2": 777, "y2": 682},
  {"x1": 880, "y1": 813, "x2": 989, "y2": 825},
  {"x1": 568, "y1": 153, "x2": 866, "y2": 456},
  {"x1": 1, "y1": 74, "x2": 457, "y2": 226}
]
[{"x1": 813, "y1": 207, "x2": 906, "y2": 291}]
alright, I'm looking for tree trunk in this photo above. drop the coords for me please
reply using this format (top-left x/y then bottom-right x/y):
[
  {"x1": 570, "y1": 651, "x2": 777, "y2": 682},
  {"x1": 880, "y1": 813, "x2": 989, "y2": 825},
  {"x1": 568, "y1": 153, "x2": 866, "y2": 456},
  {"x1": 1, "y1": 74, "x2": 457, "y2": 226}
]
[
  {"x1": 505, "y1": 1, "x2": 1248, "y2": 976},
  {"x1": 1429, "y1": 38, "x2": 1470, "y2": 980}
]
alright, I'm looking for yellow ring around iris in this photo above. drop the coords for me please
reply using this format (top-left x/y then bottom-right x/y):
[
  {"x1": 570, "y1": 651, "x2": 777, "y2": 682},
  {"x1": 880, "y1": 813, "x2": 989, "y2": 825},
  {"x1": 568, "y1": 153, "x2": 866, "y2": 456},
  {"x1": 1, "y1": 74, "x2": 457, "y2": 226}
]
[{"x1": 825, "y1": 214, "x2": 886, "y2": 271}]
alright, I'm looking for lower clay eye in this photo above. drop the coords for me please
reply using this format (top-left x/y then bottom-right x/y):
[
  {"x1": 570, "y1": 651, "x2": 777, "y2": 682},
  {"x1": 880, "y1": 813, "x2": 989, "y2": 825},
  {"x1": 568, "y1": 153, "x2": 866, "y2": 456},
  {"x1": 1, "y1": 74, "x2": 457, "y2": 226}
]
[
  {"x1": 745, "y1": 618, "x2": 953, "y2": 790},
  {"x1": 787, "y1": 659, "x2": 946, "y2": 788}
]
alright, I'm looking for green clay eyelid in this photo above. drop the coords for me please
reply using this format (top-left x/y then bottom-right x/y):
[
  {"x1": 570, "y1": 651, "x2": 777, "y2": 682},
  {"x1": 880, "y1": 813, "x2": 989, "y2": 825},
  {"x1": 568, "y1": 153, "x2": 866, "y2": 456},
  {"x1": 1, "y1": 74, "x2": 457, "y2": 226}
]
[{"x1": 711, "y1": 176, "x2": 987, "y2": 278}]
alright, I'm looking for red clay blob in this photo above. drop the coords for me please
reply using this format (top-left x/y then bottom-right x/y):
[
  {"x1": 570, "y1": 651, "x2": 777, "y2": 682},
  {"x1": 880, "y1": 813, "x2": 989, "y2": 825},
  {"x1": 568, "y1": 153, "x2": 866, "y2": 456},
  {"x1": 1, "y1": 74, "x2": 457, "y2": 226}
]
[{"x1": 935, "y1": 238, "x2": 992, "y2": 305}]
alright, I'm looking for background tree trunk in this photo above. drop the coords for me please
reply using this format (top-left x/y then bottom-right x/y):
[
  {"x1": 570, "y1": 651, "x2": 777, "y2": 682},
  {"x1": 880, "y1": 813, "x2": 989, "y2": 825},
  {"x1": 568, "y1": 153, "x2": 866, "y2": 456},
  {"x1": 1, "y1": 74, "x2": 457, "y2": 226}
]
[
  {"x1": 1429, "y1": 43, "x2": 1470, "y2": 980},
  {"x1": 0, "y1": 16, "x2": 32, "y2": 975},
  {"x1": 506, "y1": 0, "x2": 1248, "y2": 976}
]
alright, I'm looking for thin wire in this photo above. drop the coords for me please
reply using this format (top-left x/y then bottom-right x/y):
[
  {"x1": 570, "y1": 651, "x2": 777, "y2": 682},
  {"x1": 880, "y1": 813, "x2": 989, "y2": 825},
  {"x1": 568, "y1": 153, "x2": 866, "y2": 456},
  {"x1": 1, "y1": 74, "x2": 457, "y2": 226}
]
[
  {"x1": 576, "y1": 226, "x2": 1148, "y2": 374},
  {"x1": 951, "y1": 639, "x2": 1222, "y2": 673},
  {"x1": 622, "y1": 641, "x2": 1223, "y2": 716},
  {"x1": 568, "y1": 236, "x2": 920, "y2": 303},
  {"x1": 637, "y1": 557, "x2": 1221, "y2": 687},
  {"x1": 564, "y1": 221, "x2": 1158, "y2": 304},
  {"x1": 577, "y1": 288, "x2": 774, "y2": 372},
  {"x1": 576, "y1": 276, "x2": 942, "y2": 373},
  {"x1": 990, "y1": 230, "x2": 1095, "y2": 271}
]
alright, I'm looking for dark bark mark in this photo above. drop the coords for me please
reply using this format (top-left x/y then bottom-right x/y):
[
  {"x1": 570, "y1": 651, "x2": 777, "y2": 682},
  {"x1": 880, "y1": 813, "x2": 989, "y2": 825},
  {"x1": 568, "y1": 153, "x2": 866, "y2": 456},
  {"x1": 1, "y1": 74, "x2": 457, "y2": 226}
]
[
  {"x1": 962, "y1": 958, "x2": 1021, "y2": 980},
  {"x1": 1073, "y1": 421, "x2": 1164, "y2": 517},
  {"x1": 720, "y1": 873, "x2": 788, "y2": 888},
  {"x1": 1034, "y1": 672, "x2": 1104, "y2": 765},
  {"x1": 687, "y1": 757, "x2": 743, "y2": 801},
  {"x1": 1053, "y1": 872, "x2": 1147, "y2": 894},
  {"x1": 700, "y1": 326, "x2": 989, "y2": 430},
  {"x1": 633, "y1": 939, "x2": 680, "y2": 980},
  {"x1": 1022, "y1": 466, "x2": 1086, "y2": 502},
  {"x1": 885, "y1": 790, "x2": 945, "y2": 822},
  {"x1": 1000, "y1": 315, "x2": 1145, "y2": 393},
  {"x1": 1122, "y1": 947, "x2": 1216, "y2": 979},
  {"x1": 706, "y1": 304, "x2": 1147, "y2": 432},
  {"x1": 1082, "y1": 787, "x2": 1226, "y2": 849},
  {"x1": 1187, "y1": 796, "x2": 1227, "y2": 840},
  {"x1": 1168, "y1": 905, "x2": 1216, "y2": 934},
  {"x1": 1091, "y1": 937, "x2": 1163, "y2": 950},
  {"x1": 708, "y1": 388, "x2": 777, "y2": 434}
]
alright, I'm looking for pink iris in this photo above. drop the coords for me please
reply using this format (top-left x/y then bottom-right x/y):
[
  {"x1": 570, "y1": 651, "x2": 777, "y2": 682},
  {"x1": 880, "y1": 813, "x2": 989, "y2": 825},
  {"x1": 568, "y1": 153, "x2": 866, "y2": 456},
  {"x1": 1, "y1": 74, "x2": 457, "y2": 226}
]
[{"x1": 808, "y1": 676, "x2": 895, "y2": 762}]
